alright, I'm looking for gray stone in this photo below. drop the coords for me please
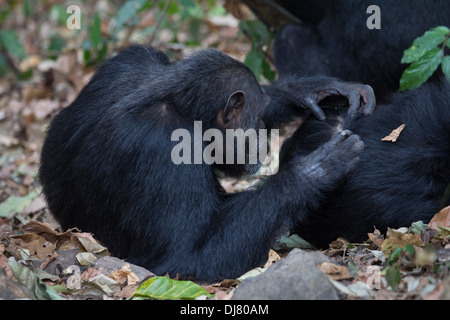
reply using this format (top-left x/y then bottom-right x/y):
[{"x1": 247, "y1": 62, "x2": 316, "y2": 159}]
[
  {"x1": 93, "y1": 256, "x2": 155, "y2": 281},
  {"x1": 232, "y1": 249, "x2": 339, "y2": 300}
]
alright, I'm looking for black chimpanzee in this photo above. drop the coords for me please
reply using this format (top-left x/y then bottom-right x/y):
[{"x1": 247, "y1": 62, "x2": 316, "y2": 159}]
[
  {"x1": 39, "y1": 45, "x2": 375, "y2": 281},
  {"x1": 274, "y1": 0, "x2": 450, "y2": 98},
  {"x1": 280, "y1": 79, "x2": 450, "y2": 248},
  {"x1": 272, "y1": 0, "x2": 450, "y2": 248}
]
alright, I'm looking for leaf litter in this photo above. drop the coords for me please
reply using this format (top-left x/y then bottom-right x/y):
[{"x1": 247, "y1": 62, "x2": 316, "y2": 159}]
[{"x1": 0, "y1": 206, "x2": 448, "y2": 299}]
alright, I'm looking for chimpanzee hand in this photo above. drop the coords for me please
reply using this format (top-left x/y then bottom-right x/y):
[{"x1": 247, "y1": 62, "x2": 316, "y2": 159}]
[
  {"x1": 285, "y1": 76, "x2": 376, "y2": 121},
  {"x1": 295, "y1": 130, "x2": 364, "y2": 185}
]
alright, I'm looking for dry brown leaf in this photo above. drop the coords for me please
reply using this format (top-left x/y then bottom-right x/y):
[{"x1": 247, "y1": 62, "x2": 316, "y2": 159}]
[
  {"x1": 20, "y1": 220, "x2": 74, "y2": 245},
  {"x1": 317, "y1": 262, "x2": 353, "y2": 281},
  {"x1": 381, "y1": 124, "x2": 406, "y2": 142},
  {"x1": 428, "y1": 206, "x2": 450, "y2": 230},
  {"x1": 381, "y1": 228, "x2": 423, "y2": 256},
  {"x1": 11, "y1": 233, "x2": 55, "y2": 259},
  {"x1": 59, "y1": 232, "x2": 109, "y2": 256},
  {"x1": 368, "y1": 228, "x2": 384, "y2": 247},
  {"x1": 81, "y1": 267, "x2": 103, "y2": 280},
  {"x1": 108, "y1": 264, "x2": 140, "y2": 286},
  {"x1": 263, "y1": 249, "x2": 281, "y2": 268}
]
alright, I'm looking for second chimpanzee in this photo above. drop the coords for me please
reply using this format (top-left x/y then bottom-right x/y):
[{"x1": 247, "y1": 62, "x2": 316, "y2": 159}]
[
  {"x1": 39, "y1": 46, "x2": 374, "y2": 281},
  {"x1": 274, "y1": 0, "x2": 450, "y2": 98},
  {"x1": 280, "y1": 80, "x2": 450, "y2": 248}
]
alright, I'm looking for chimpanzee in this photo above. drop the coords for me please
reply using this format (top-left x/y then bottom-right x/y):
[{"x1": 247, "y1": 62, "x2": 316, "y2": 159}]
[
  {"x1": 280, "y1": 79, "x2": 450, "y2": 248},
  {"x1": 39, "y1": 45, "x2": 375, "y2": 281},
  {"x1": 274, "y1": 0, "x2": 450, "y2": 98},
  {"x1": 272, "y1": 0, "x2": 450, "y2": 248}
]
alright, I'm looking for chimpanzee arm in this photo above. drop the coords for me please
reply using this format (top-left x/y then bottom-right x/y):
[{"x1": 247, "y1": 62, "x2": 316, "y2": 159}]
[
  {"x1": 262, "y1": 75, "x2": 375, "y2": 129},
  {"x1": 176, "y1": 130, "x2": 364, "y2": 280}
]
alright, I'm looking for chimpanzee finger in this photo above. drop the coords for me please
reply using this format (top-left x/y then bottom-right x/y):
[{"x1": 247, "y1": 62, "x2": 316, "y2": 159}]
[
  {"x1": 346, "y1": 91, "x2": 361, "y2": 118},
  {"x1": 360, "y1": 85, "x2": 376, "y2": 115},
  {"x1": 303, "y1": 96, "x2": 326, "y2": 121},
  {"x1": 326, "y1": 129, "x2": 354, "y2": 148}
]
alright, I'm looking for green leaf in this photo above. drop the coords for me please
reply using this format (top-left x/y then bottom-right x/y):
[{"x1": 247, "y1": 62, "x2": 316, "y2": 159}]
[
  {"x1": 23, "y1": 0, "x2": 34, "y2": 17},
  {"x1": 388, "y1": 247, "x2": 403, "y2": 265},
  {"x1": 0, "y1": 191, "x2": 39, "y2": 218},
  {"x1": 262, "y1": 59, "x2": 276, "y2": 81},
  {"x1": 89, "y1": 13, "x2": 102, "y2": 48},
  {"x1": 132, "y1": 276, "x2": 212, "y2": 300},
  {"x1": 165, "y1": 1, "x2": 180, "y2": 15},
  {"x1": 399, "y1": 48, "x2": 442, "y2": 91},
  {"x1": 48, "y1": 35, "x2": 66, "y2": 53},
  {"x1": 385, "y1": 264, "x2": 401, "y2": 291},
  {"x1": 50, "y1": 5, "x2": 68, "y2": 25},
  {"x1": 403, "y1": 244, "x2": 415, "y2": 254},
  {"x1": 275, "y1": 234, "x2": 314, "y2": 250},
  {"x1": 8, "y1": 258, "x2": 63, "y2": 300},
  {"x1": 401, "y1": 26, "x2": 449, "y2": 64},
  {"x1": 0, "y1": 29, "x2": 26, "y2": 59},
  {"x1": 442, "y1": 56, "x2": 450, "y2": 82},
  {"x1": 114, "y1": 0, "x2": 148, "y2": 32},
  {"x1": 244, "y1": 49, "x2": 263, "y2": 80},
  {"x1": 408, "y1": 220, "x2": 428, "y2": 235},
  {"x1": 239, "y1": 20, "x2": 273, "y2": 46}
]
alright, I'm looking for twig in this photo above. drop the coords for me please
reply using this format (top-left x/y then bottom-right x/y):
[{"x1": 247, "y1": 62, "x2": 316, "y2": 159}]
[
  {"x1": 148, "y1": 0, "x2": 171, "y2": 46},
  {"x1": 0, "y1": 46, "x2": 21, "y2": 77}
]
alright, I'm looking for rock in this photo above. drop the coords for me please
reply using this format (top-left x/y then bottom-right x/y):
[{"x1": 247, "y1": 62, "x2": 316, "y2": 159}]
[
  {"x1": 0, "y1": 268, "x2": 35, "y2": 300},
  {"x1": 232, "y1": 249, "x2": 339, "y2": 300},
  {"x1": 93, "y1": 256, "x2": 154, "y2": 282}
]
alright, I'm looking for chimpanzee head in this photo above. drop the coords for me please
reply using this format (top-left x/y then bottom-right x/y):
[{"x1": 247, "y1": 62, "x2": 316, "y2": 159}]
[{"x1": 171, "y1": 49, "x2": 271, "y2": 178}]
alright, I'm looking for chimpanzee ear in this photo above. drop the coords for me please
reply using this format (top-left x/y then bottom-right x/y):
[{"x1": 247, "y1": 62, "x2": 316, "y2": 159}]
[{"x1": 222, "y1": 91, "x2": 245, "y2": 127}]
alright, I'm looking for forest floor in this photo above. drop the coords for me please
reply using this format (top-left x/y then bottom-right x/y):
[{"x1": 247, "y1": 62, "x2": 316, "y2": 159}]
[{"x1": 0, "y1": 1, "x2": 449, "y2": 301}]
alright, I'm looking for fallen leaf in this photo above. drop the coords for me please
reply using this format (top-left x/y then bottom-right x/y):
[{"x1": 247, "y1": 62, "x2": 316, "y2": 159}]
[
  {"x1": 381, "y1": 228, "x2": 423, "y2": 256},
  {"x1": 263, "y1": 249, "x2": 281, "y2": 268},
  {"x1": 88, "y1": 274, "x2": 120, "y2": 295},
  {"x1": 414, "y1": 245, "x2": 437, "y2": 266},
  {"x1": 11, "y1": 233, "x2": 55, "y2": 260},
  {"x1": 317, "y1": 262, "x2": 353, "y2": 281},
  {"x1": 76, "y1": 252, "x2": 98, "y2": 266},
  {"x1": 0, "y1": 191, "x2": 40, "y2": 218},
  {"x1": 132, "y1": 276, "x2": 212, "y2": 300},
  {"x1": 428, "y1": 206, "x2": 450, "y2": 230},
  {"x1": 60, "y1": 232, "x2": 109, "y2": 256},
  {"x1": 237, "y1": 267, "x2": 266, "y2": 283},
  {"x1": 109, "y1": 264, "x2": 140, "y2": 285},
  {"x1": 381, "y1": 124, "x2": 406, "y2": 142},
  {"x1": 81, "y1": 267, "x2": 102, "y2": 280},
  {"x1": 368, "y1": 228, "x2": 384, "y2": 247},
  {"x1": 20, "y1": 220, "x2": 73, "y2": 246},
  {"x1": 330, "y1": 280, "x2": 376, "y2": 299}
]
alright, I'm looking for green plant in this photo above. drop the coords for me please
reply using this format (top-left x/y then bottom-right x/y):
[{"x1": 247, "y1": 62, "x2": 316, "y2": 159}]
[
  {"x1": 239, "y1": 19, "x2": 276, "y2": 81},
  {"x1": 384, "y1": 245, "x2": 415, "y2": 291},
  {"x1": 400, "y1": 26, "x2": 450, "y2": 91}
]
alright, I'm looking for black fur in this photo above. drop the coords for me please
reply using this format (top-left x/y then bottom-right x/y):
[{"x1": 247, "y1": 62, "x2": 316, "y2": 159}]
[
  {"x1": 39, "y1": 46, "x2": 371, "y2": 281},
  {"x1": 274, "y1": 0, "x2": 450, "y2": 99},
  {"x1": 280, "y1": 80, "x2": 450, "y2": 248}
]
